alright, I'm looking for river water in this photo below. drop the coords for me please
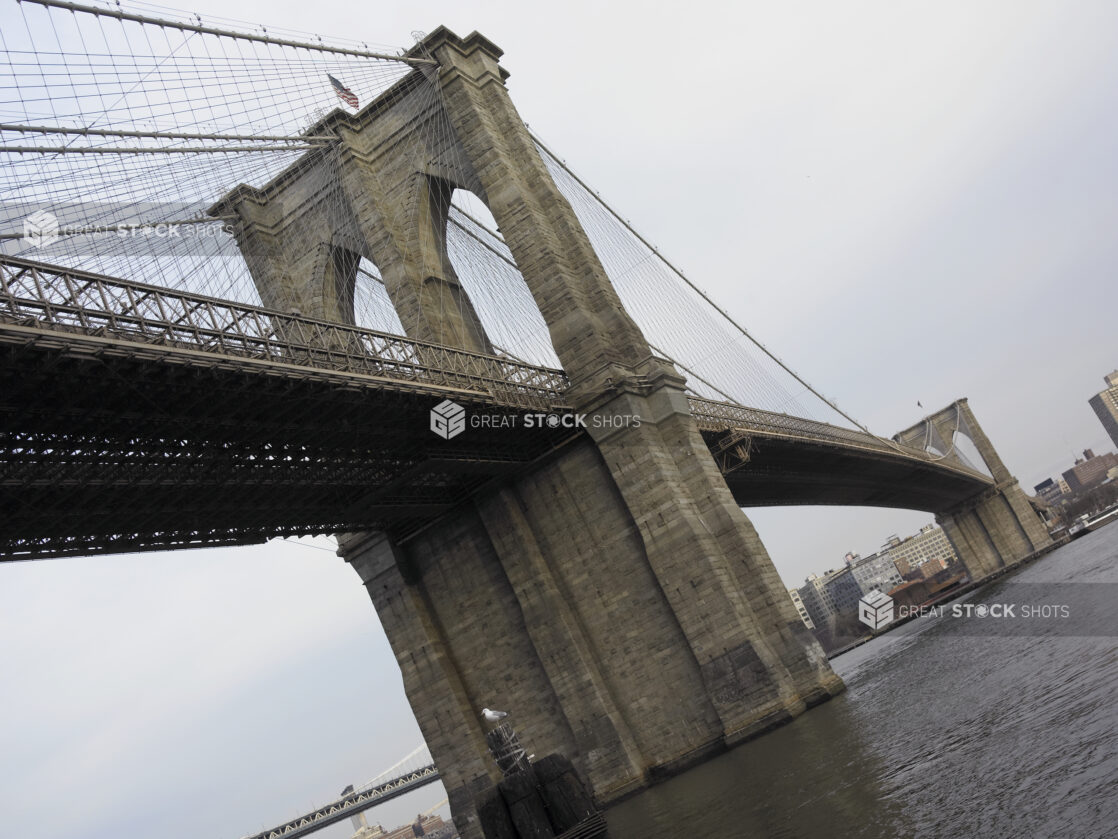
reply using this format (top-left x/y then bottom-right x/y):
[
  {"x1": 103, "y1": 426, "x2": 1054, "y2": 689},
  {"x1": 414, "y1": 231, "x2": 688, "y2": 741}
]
[{"x1": 604, "y1": 525, "x2": 1118, "y2": 838}]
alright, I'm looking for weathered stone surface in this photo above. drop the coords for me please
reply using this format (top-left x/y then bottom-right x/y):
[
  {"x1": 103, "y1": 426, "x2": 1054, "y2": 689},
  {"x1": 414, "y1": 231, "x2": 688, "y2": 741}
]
[
  {"x1": 224, "y1": 26, "x2": 845, "y2": 839},
  {"x1": 898, "y1": 399, "x2": 1053, "y2": 582}
]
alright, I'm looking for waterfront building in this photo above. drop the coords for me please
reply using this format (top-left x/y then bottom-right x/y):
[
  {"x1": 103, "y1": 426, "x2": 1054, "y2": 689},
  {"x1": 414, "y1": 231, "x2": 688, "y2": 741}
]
[
  {"x1": 797, "y1": 569, "x2": 860, "y2": 629},
  {"x1": 798, "y1": 568, "x2": 866, "y2": 652},
  {"x1": 797, "y1": 574, "x2": 834, "y2": 629},
  {"x1": 1062, "y1": 449, "x2": 1118, "y2": 493},
  {"x1": 917, "y1": 557, "x2": 949, "y2": 578},
  {"x1": 348, "y1": 807, "x2": 384, "y2": 838},
  {"x1": 1034, "y1": 477, "x2": 1066, "y2": 505},
  {"x1": 349, "y1": 812, "x2": 457, "y2": 839},
  {"x1": 1089, "y1": 370, "x2": 1118, "y2": 448},
  {"x1": 788, "y1": 588, "x2": 815, "y2": 629},
  {"x1": 384, "y1": 815, "x2": 456, "y2": 839},
  {"x1": 849, "y1": 551, "x2": 905, "y2": 596},
  {"x1": 815, "y1": 567, "x2": 863, "y2": 618},
  {"x1": 885, "y1": 524, "x2": 958, "y2": 571},
  {"x1": 797, "y1": 525, "x2": 954, "y2": 630}
]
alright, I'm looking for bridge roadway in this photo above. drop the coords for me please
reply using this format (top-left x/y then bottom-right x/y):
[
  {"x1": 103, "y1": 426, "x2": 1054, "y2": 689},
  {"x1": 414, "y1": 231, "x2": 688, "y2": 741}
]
[{"x1": 0, "y1": 256, "x2": 992, "y2": 559}]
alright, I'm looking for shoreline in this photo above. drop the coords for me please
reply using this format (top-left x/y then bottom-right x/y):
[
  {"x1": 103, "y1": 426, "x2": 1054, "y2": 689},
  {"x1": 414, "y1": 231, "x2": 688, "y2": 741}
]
[{"x1": 827, "y1": 535, "x2": 1070, "y2": 660}]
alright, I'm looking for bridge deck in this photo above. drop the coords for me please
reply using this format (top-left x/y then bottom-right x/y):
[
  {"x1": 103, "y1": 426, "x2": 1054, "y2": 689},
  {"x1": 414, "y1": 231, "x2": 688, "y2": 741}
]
[
  {"x1": 0, "y1": 257, "x2": 992, "y2": 559},
  {"x1": 691, "y1": 397, "x2": 993, "y2": 510}
]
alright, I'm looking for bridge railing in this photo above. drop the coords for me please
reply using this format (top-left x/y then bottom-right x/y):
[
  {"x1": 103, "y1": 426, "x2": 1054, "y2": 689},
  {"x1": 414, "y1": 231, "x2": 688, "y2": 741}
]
[
  {"x1": 688, "y1": 396, "x2": 885, "y2": 445},
  {"x1": 0, "y1": 256, "x2": 570, "y2": 411}
]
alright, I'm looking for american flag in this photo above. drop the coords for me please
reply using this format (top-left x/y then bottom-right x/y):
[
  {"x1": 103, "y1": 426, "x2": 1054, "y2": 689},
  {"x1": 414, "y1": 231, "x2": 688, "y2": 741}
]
[{"x1": 328, "y1": 74, "x2": 358, "y2": 109}]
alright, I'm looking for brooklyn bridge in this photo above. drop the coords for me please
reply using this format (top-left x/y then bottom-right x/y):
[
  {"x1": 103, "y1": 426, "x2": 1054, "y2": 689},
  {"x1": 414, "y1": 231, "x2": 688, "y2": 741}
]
[{"x1": 0, "y1": 4, "x2": 1055, "y2": 838}]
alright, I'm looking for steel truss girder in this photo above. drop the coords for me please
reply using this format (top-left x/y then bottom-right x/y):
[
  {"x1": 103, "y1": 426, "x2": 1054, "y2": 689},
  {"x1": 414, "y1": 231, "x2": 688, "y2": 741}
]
[{"x1": 0, "y1": 256, "x2": 995, "y2": 560}]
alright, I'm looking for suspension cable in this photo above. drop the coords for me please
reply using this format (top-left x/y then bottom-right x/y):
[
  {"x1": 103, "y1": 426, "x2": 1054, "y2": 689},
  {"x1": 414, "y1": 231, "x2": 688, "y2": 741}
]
[
  {"x1": 18, "y1": 0, "x2": 436, "y2": 66},
  {"x1": 528, "y1": 129, "x2": 901, "y2": 447}
]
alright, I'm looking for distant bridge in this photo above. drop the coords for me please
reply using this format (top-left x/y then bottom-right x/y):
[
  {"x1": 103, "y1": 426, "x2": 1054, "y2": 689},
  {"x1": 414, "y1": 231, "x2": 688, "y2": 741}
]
[{"x1": 242, "y1": 763, "x2": 440, "y2": 839}]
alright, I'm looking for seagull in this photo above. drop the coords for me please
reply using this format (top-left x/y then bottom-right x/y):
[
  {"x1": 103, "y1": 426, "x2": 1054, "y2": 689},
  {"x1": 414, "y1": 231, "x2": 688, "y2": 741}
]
[{"x1": 481, "y1": 708, "x2": 508, "y2": 723}]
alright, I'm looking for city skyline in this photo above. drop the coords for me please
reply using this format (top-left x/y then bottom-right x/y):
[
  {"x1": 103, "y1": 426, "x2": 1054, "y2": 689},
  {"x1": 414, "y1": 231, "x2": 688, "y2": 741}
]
[
  {"x1": 798, "y1": 520, "x2": 952, "y2": 583},
  {"x1": 1, "y1": 2, "x2": 1117, "y2": 838}
]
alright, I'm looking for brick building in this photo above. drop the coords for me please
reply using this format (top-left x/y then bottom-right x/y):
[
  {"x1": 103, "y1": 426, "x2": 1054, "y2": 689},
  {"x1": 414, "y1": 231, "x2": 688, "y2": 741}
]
[{"x1": 1062, "y1": 449, "x2": 1118, "y2": 493}]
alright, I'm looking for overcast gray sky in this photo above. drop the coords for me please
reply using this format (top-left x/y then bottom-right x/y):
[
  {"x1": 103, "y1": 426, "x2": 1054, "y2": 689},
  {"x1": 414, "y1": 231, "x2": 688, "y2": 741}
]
[{"x1": 1, "y1": 1, "x2": 1116, "y2": 838}]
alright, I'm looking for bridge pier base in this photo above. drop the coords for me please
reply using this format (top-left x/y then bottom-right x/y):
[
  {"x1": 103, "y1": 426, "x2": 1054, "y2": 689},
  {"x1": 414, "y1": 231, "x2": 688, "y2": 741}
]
[
  {"x1": 937, "y1": 480, "x2": 1053, "y2": 581},
  {"x1": 208, "y1": 25, "x2": 845, "y2": 838},
  {"x1": 342, "y1": 387, "x2": 842, "y2": 839}
]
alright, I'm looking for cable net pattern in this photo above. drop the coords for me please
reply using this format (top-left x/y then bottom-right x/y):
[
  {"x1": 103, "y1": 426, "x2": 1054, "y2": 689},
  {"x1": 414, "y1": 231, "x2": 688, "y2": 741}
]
[
  {"x1": 1, "y1": 0, "x2": 863, "y2": 428},
  {"x1": 0, "y1": 0, "x2": 413, "y2": 305}
]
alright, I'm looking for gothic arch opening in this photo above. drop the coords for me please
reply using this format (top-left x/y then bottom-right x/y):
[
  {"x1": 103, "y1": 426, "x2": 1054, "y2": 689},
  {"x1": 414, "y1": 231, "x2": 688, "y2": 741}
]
[
  {"x1": 442, "y1": 187, "x2": 560, "y2": 368},
  {"x1": 952, "y1": 430, "x2": 993, "y2": 478},
  {"x1": 351, "y1": 255, "x2": 406, "y2": 336}
]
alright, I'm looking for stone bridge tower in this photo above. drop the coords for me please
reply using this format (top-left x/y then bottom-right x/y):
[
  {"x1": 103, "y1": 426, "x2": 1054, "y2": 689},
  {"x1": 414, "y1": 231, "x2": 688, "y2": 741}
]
[
  {"x1": 213, "y1": 28, "x2": 843, "y2": 838},
  {"x1": 894, "y1": 399, "x2": 1053, "y2": 580}
]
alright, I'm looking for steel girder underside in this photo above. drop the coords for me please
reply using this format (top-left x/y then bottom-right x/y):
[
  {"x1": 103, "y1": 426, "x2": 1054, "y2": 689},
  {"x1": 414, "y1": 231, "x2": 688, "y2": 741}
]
[
  {"x1": 0, "y1": 341, "x2": 995, "y2": 559},
  {"x1": 0, "y1": 329, "x2": 577, "y2": 560}
]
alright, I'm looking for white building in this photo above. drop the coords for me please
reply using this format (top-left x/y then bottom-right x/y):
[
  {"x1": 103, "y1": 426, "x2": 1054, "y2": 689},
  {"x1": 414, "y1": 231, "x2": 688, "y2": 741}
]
[{"x1": 788, "y1": 588, "x2": 815, "y2": 629}]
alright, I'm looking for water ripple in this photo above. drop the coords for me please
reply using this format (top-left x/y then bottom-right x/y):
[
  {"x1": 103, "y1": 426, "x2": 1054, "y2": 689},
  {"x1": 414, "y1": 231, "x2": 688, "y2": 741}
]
[{"x1": 606, "y1": 526, "x2": 1118, "y2": 838}]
